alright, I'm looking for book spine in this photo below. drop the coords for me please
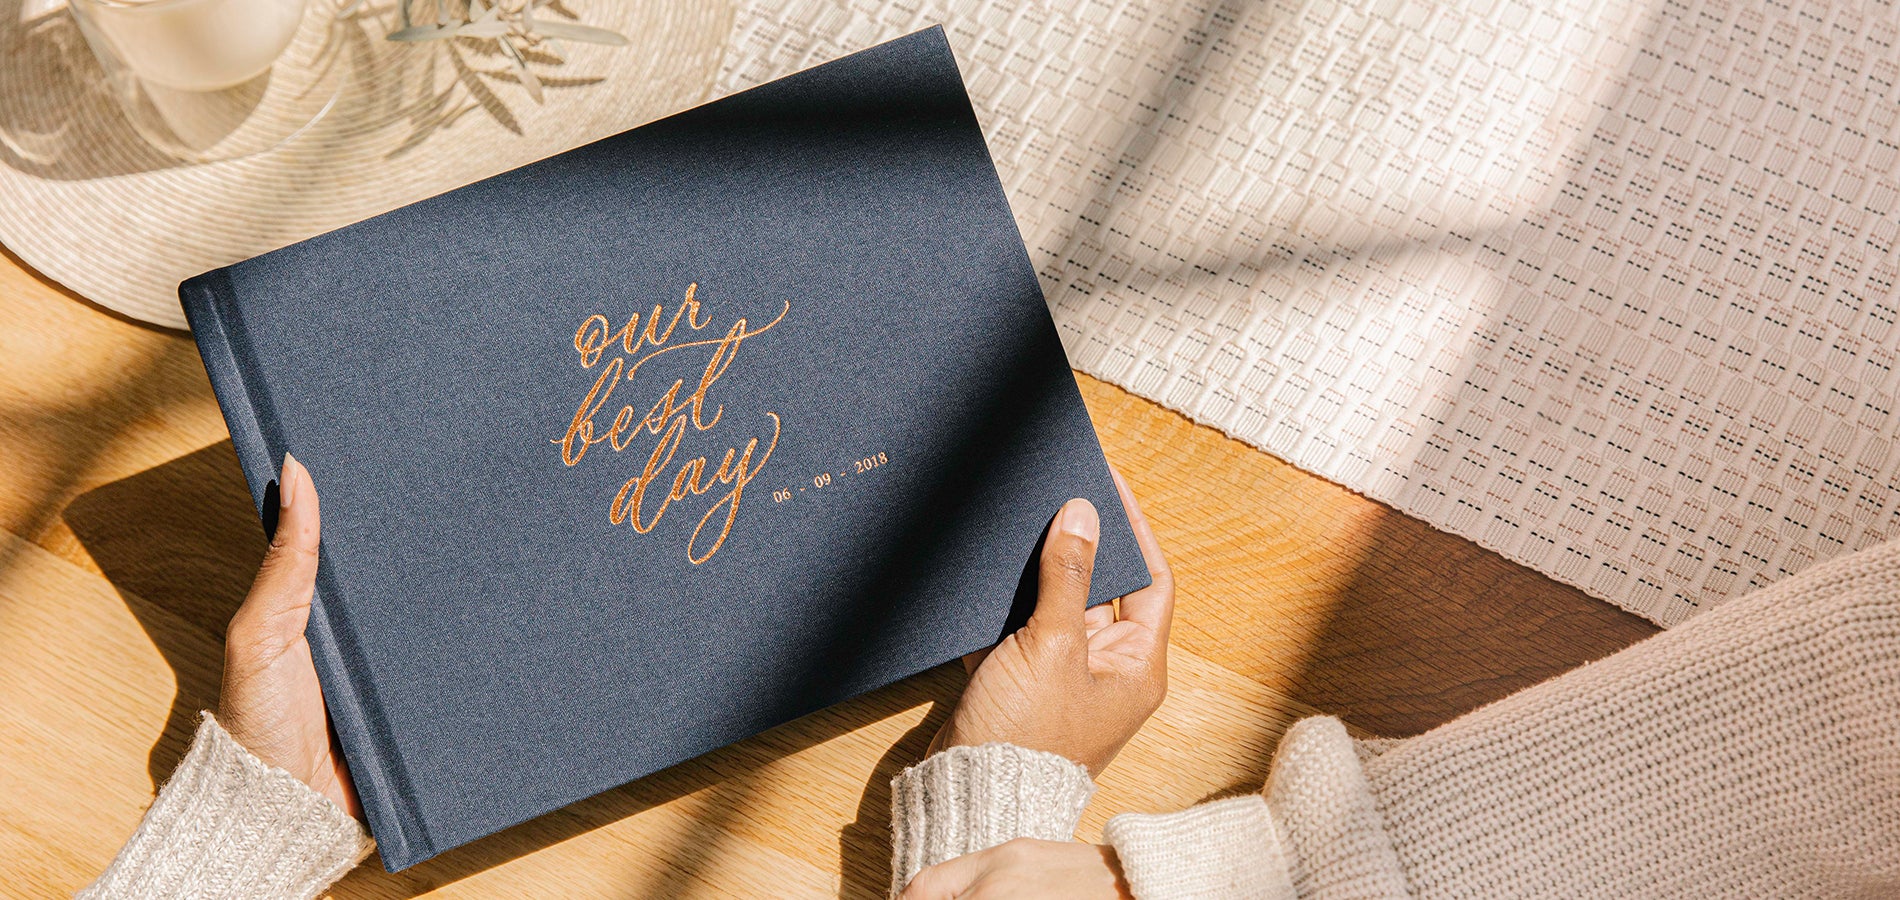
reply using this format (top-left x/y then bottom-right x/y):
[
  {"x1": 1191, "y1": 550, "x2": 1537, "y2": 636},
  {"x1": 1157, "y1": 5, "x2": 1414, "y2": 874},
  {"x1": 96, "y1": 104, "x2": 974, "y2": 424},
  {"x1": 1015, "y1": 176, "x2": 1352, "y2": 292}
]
[{"x1": 179, "y1": 272, "x2": 427, "y2": 869}]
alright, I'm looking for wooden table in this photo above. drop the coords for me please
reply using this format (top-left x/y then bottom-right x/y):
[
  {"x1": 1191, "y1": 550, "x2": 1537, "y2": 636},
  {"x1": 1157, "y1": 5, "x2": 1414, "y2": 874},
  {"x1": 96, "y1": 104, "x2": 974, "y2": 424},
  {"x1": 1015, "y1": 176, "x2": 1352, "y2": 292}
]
[{"x1": 0, "y1": 246, "x2": 1657, "y2": 898}]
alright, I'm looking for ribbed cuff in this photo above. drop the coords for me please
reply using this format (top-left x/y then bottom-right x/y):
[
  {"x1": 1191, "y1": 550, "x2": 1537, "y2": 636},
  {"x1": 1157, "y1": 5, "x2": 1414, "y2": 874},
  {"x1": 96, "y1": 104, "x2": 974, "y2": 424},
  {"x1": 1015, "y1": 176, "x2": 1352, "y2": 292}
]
[
  {"x1": 1104, "y1": 796, "x2": 1297, "y2": 900},
  {"x1": 80, "y1": 713, "x2": 374, "y2": 900},
  {"x1": 890, "y1": 742, "x2": 1096, "y2": 893}
]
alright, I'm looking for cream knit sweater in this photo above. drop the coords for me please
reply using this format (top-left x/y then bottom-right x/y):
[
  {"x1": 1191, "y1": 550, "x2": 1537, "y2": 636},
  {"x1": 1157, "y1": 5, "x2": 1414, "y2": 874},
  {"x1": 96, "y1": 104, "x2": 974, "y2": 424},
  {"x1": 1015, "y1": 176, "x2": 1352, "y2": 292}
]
[{"x1": 88, "y1": 539, "x2": 1900, "y2": 898}]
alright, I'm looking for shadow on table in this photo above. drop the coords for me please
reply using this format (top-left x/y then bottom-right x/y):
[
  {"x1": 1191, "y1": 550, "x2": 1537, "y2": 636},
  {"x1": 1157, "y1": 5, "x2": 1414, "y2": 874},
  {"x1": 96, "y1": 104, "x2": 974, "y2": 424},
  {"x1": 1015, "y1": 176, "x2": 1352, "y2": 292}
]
[
  {"x1": 63, "y1": 442, "x2": 261, "y2": 784},
  {"x1": 1156, "y1": 504, "x2": 1659, "y2": 827},
  {"x1": 1292, "y1": 508, "x2": 1659, "y2": 740},
  {"x1": 61, "y1": 438, "x2": 960, "y2": 898}
]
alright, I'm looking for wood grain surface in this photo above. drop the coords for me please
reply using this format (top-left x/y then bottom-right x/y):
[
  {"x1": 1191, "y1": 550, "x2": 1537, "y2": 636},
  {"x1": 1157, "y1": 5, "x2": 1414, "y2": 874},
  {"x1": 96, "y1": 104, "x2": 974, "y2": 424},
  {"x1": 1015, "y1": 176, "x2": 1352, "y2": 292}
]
[{"x1": 0, "y1": 246, "x2": 1657, "y2": 898}]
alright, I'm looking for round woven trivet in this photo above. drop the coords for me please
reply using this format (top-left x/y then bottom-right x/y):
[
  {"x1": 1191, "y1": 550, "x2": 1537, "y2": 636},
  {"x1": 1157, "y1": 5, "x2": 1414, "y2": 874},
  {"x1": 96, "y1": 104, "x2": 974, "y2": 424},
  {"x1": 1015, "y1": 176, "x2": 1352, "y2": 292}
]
[{"x1": 0, "y1": 0, "x2": 733, "y2": 330}]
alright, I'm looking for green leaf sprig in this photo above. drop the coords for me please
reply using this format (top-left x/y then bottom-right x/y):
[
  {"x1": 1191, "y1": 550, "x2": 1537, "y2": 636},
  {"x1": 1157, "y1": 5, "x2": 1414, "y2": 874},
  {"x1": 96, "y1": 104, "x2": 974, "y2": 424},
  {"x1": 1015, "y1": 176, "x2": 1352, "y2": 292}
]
[{"x1": 387, "y1": 0, "x2": 627, "y2": 104}]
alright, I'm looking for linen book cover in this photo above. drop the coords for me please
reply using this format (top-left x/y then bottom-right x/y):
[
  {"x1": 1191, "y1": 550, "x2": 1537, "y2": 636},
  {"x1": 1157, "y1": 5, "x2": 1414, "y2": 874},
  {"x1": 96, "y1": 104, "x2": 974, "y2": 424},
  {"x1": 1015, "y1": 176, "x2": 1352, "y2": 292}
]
[{"x1": 179, "y1": 27, "x2": 1149, "y2": 870}]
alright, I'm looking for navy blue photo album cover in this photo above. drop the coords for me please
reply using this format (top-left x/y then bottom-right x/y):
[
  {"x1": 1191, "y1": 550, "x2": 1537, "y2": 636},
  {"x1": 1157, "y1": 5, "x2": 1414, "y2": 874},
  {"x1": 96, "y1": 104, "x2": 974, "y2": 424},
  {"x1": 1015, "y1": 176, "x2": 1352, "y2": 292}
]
[{"x1": 179, "y1": 26, "x2": 1150, "y2": 870}]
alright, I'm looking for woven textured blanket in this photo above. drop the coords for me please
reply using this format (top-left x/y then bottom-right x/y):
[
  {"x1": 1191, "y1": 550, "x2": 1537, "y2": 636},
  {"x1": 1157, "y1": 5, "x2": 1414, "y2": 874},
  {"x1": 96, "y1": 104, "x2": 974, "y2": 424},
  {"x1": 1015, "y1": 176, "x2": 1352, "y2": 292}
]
[{"x1": 719, "y1": 0, "x2": 1900, "y2": 626}]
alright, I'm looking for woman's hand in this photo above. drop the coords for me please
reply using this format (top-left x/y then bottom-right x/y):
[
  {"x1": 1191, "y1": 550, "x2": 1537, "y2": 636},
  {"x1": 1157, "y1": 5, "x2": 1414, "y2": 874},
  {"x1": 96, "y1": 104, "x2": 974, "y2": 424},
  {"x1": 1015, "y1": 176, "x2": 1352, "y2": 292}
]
[
  {"x1": 900, "y1": 839, "x2": 1131, "y2": 900},
  {"x1": 217, "y1": 453, "x2": 361, "y2": 818},
  {"x1": 929, "y1": 469, "x2": 1174, "y2": 776}
]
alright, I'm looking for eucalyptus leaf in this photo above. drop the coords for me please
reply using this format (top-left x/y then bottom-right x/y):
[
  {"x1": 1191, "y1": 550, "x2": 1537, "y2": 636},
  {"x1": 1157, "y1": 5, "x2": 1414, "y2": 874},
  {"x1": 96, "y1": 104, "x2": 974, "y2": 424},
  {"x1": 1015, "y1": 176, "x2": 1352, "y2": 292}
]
[
  {"x1": 384, "y1": 0, "x2": 625, "y2": 107},
  {"x1": 530, "y1": 20, "x2": 628, "y2": 45},
  {"x1": 453, "y1": 20, "x2": 512, "y2": 38},
  {"x1": 388, "y1": 24, "x2": 455, "y2": 41},
  {"x1": 500, "y1": 36, "x2": 545, "y2": 103}
]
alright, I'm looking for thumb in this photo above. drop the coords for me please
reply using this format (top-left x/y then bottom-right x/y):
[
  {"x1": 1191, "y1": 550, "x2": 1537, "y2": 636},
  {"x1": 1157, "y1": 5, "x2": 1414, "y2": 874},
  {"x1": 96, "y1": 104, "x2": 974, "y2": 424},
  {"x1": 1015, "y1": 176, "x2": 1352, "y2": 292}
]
[
  {"x1": 229, "y1": 454, "x2": 322, "y2": 656},
  {"x1": 1025, "y1": 498, "x2": 1097, "y2": 649}
]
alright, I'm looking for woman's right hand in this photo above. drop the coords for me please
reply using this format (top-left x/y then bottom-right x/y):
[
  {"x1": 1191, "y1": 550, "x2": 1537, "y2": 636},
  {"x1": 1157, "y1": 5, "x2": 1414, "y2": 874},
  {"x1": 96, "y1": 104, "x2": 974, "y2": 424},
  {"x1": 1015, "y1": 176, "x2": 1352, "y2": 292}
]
[
  {"x1": 219, "y1": 454, "x2": 361, "y2": 818},
  {"x1": 928, "y1": 469, "x2": 1175, "y2": 776}
]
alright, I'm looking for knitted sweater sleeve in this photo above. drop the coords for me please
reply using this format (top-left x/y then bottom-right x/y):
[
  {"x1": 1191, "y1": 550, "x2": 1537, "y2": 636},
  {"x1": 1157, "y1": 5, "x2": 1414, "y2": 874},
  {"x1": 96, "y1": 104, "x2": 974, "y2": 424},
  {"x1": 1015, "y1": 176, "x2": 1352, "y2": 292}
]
[
  {"x1": 80, "y1": 713, "x2": 373, "y2": 899},
  {"x1": 1101, "y1": 538, "x2": 1900, "y2": 899},
  {"x1": 888, "y1": 742, "x2": 1098, "y2": 893}
]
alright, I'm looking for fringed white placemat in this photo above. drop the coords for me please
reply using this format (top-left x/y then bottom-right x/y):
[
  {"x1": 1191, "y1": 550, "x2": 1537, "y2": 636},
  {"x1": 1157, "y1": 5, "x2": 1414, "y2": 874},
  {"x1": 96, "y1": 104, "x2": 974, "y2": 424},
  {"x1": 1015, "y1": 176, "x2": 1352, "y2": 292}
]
[{"x1": 721, "y1": 0, "x2": 1900, "y2": 627}]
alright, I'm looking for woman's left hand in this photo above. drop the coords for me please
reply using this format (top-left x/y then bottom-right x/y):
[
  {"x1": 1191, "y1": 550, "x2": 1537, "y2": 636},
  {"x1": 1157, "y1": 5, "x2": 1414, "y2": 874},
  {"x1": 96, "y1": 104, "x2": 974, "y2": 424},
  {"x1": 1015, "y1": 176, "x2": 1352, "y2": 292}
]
[{"x1": 899, "y1": 839, "x2": 1131, "y2": 900}]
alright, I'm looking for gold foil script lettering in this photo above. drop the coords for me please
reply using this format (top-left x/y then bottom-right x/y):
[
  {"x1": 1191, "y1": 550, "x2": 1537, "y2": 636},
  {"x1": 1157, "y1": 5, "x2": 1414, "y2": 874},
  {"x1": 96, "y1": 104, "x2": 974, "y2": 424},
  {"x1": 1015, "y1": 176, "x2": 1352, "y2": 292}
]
[{"x1": 556, "y1": 283, "x2": 787, "y2": 564}]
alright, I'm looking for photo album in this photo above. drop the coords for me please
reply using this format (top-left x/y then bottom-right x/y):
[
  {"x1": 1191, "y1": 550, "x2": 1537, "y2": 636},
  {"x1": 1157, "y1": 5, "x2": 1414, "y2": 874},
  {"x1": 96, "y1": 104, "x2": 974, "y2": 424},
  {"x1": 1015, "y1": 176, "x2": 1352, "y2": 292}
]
[{"x1": 182, "y1": 27, "x2": 1148, "y2": 869}]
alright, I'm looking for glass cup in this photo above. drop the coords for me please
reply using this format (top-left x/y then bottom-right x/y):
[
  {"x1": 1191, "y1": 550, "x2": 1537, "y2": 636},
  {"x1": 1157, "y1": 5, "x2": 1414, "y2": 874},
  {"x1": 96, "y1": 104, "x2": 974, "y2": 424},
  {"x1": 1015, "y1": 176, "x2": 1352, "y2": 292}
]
[{"x1": 68, "y1": 0, "x2": 346, "y2": 162}]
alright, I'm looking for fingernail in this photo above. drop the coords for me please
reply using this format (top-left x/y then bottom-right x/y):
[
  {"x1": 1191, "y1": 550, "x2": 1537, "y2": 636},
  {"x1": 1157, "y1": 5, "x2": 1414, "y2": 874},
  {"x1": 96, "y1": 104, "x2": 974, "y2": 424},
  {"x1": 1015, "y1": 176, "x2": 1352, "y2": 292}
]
[
  {"x1": 280, "y1": 453, "x2": 300, "y2": 509},
  {"x1": 1059, "y1": 499, "x2": 1098, "y2": 541}
]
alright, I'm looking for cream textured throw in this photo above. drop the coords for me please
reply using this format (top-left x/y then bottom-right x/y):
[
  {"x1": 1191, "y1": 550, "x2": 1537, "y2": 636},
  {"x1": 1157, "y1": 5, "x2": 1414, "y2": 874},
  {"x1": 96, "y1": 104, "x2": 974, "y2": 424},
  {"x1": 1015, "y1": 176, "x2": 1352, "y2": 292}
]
[
  {"x1": 719, "y1": 0, "x2": 1900, "y2": 627},
  {"x1": 88, "y1": 538, "x2": 1898, "y2": 896}
]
